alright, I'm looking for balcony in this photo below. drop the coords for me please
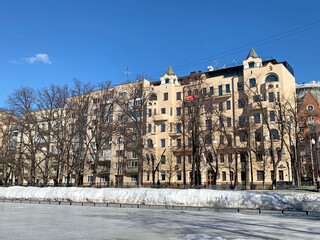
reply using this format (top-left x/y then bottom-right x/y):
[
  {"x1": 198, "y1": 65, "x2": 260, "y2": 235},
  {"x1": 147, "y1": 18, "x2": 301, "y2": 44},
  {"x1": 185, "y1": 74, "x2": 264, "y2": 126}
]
[
  {"x1": 125, "y1": 159, "x2": 139, "y2": 173},
  {"x1": 172, "y1": 146, "x2": 191, "y2": 153},
  {"x1": 98, "y1": 168, "x2": 111, "y2": 176},
  {"x1": 153, "y1": 114, "x2": 169, "y2": 122},
  {"x1": 212, "y1": 91, "x2": 232, "y2": 99},
  {"x1": 169, "y1": 131, "x2": 182, "y2": 138},
  {"x1": 97, "y1": 159, "x2": 111, "y2": 166}
]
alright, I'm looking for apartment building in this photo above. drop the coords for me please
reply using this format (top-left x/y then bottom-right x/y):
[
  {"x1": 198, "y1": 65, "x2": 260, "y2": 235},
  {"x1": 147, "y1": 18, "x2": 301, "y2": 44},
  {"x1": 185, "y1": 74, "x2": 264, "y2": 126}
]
[
  {"x1": 3, "y1": 49, "x2": 296, "y2": 188},
  {"x1": 142, "y1": 48, "x2": 295, "y2": 188}
]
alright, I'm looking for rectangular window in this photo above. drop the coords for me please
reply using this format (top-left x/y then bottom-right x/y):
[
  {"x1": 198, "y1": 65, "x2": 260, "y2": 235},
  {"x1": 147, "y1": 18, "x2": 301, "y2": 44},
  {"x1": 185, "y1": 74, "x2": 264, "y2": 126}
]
[
  {"x1": 187, "y1": 155, "x2": 192, "y2": 164},
  {"x1": 238, "y1": 99, "x2": 245, "y2": 108},
  {"x1": 253, "y1": 95, "x2": 259, "y2": 102},
  {"x1": 164, "y1": 92, "x2": 168, "y2": 101},
  {"x1": 154, "y1": 109, "x2": 156, "y2": 115},
  {"x1": 227, "y1": 117, "x2": 232, "y2": 127},
  {"x1": 160, "y1": 139, "x2": 165, "y2": 148},
  {"x1": 209, "y1": 86, "x2": 214, "y2": 95},
  {"x1": 222, "y1": 171, "x2": 226, "y2": 181},
  {"x1": 226, "y1": 84, "x2": 230, "y2": 93},
  {"x1": 176, "y1": 172, "x2": 182, "y2": 181},
  {"x1": 249, "y1": 78, "x2": 256, "y2": 88},
  {"x1": 226, "y1": 100, "x2": 231, "y2": 110},
  {"x1": 148, "y1": 124, "x2": 151, "y2": 133},
  {"x1": 146, "y1": 172, "x2": 150, "y2": 181},
  {"x1": 161, "y1": 108, "x2": 166, "y2": 114},
  {"x1": 219, "y1": 102, "x2": 223, "y2": 111},
  {"x1": 255, "y1": 131, "x2": 262, "y2": 142},
  {"x1": 176, "y1": 138, "x2": 182, "y2": 147},
  {"x1": 88, "y1": 176, "x2": 93, "y2": 182},
  {"x1": 230, "y1": 171, "x2": 234, "y2": 181},
  {"x1": 220, "y1": 154, "x2": 224, "y2": 163},
  {"x1": 256, "y1": 152, "x2": 263, "y2": 161},
  {"x1": 176, "y1": 155, "x2": 181, "y2": 165},
  {"x1": 161, "y1": 123, "x2": 166, "y2": 132},
  {"x1": 237, "y1": 82, "x2": 244, "y2": 91},
  {"x1": 239, "y1": 133, "x2": 246, "y2": 142},
  {"x1": 241, "y1": 171, "x2": 246, "y2": 181},
  {"x1": 176, "y1": 123, "x2": 182, "y2": 133},
  {"x1": 153, "y1": 124, "x2": 156, "y2": 133},
  {"x1": 271, "y1": 170, "x2": 274, "y2": 181},
  {"x1": 218, "y1": 85, "x2": 223, "y2": 96},
  {"x1": 268, "y1": 92, "x2": 274, "y2": 102},
  {"x1": 202, "y1": 88, "x2": 207, "y2": 95},
  {"x1": 170, "y1": 107, "x2": 172, "y2": 116},
  {"x1": 148, "y1": 109, "x2": 152, "y2": 117},
  {"x1": 176, "y1": 107, "x2": 182, "y2": 116},
  {"x1": 131, "y1": 175, "x2": 138, "y2": 182},
  {"x1": 270, "y1": 111, "x2": 275, "y2": 121},
  {"x1": 279, "y1": 170, "x2": 284, "y2": 181},
  {"x1": 161, "y1": 155, "x2": 166, "y2": 164},
  {"x1": 220, "y1": 135, "x2": 224, "y2": 144},
  {"x1": 257, "y1": 171, "x2": 264, "y2": 181},
  {"x1": 219, "y1": 118, "x2": 224, "y2": 127},
  {"x1": 161, "y1": 171, "x2": 165, "y2": 181},
  {"x1": 205, "y1": 119, "x2": 212, "y2": 130},
  {"x1": 176, "y1": 92, "x2": 181, "y2": 100},
  {"x1": 239, "y1": 116, "x2": 245, "y2": 127},
  {"x1": 228, "y1": 154, "x2": 233, "y2": 163},
  {"x1": 226, "y1": 135, "x2": 232, "y2": 146},
  {"x1": 254, "y1": 113, "x2": 261, "y2": 123}
]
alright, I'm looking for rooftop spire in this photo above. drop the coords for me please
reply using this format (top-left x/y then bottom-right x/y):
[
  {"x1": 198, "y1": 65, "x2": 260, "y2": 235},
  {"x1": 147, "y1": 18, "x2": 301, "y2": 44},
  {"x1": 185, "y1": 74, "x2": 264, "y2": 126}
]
[
  {"x1": 165, "y1": 65, "x2": 175, "y2": 75},
  {"x1": 247, "y1": 48, "x2": 259, "y2": 59}
]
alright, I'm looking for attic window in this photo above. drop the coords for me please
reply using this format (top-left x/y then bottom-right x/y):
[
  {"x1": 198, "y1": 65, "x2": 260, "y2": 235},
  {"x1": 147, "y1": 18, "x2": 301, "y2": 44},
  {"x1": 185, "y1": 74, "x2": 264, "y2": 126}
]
[
  {"x1": 249, "y1": 62, "x2": 255, "y2": 68},
  {"x1": 307, "y1": 105, "x2": 314, "y2": 112},
  {"x1": 165, "y1": 78, "x2": 170, "y2": 84}
]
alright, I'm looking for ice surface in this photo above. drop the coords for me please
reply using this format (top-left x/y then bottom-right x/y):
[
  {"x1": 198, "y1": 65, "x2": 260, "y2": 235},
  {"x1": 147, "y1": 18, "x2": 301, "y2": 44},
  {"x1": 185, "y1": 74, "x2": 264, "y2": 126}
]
[
  {"x1": 0, "y1": 202, "x2": 319, "y2": 240},
  {"x1": 0, "y1": 186, "x2": 319, "y2": 211}
]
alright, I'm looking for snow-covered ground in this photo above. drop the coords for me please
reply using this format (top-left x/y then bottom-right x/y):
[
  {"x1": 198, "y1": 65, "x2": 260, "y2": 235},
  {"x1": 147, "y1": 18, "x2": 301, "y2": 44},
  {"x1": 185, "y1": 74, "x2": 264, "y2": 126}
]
[
  {"x1": 0, "y1": 202, "x2": 319, "y2": 240},
  {"x1": 0, "y1": 186, "x2": 319, "y2": 211}
]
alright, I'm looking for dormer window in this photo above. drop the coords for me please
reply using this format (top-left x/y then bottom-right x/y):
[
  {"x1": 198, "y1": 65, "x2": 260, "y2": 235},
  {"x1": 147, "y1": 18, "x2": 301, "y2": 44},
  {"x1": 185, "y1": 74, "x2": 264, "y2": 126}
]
[{"x1": 249, "y1": 62, "x2": 255, "y2": 68}]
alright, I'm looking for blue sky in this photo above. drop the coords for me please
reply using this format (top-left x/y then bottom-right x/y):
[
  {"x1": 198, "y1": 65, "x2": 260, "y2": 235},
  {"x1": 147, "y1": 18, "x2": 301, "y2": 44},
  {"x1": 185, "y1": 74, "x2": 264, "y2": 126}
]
[{"x1": 1, "y1": 0, "x2": 320, "y2": 107}]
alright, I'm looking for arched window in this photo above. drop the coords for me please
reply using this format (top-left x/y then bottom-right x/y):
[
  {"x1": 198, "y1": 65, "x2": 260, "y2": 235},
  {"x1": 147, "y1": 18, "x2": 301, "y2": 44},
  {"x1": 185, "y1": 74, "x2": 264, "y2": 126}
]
[
  {"x1": 265, "y1": 74, "x2": 278, "y2": 83},
  {"x1": 271, "y1": 129, "x2": 280, "y2": 140},
  {"x1": 149, "y1": 93, "x2": 157, "y2": 101},
  {"x1": 249, "y1": 62, "x2": 255, "y2": 68}
]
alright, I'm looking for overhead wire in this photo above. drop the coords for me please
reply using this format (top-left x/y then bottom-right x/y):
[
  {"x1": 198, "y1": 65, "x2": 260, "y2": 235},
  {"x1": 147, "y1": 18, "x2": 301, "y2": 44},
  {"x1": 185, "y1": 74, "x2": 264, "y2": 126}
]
[{"x1": 147, "y1": 19, "x2": 320, "y2": 77}]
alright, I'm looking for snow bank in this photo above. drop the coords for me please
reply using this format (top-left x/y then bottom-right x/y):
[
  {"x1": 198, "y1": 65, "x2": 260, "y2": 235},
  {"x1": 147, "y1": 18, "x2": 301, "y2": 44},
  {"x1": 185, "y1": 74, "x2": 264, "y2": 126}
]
[{"x1": 0, "y1": 186, "x2": 319, "y2": 211}]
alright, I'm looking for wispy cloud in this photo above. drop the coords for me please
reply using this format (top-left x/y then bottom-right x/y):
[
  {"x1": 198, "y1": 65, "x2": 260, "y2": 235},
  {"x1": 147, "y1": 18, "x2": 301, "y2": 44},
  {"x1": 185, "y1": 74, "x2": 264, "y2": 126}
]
[
  {"x1": 9, "y1": 60, "x2": 22, "y2": 64},
  {"x1": 24, "y1": 53, "x2": 52, "y2": 64}
]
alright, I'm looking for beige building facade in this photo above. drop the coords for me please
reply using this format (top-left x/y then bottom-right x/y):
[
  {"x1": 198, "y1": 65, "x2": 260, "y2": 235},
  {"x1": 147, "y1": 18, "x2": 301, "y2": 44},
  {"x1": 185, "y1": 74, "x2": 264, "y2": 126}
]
[{"x1": 3, "y1": 49, "x2": 296, "y2": 189}]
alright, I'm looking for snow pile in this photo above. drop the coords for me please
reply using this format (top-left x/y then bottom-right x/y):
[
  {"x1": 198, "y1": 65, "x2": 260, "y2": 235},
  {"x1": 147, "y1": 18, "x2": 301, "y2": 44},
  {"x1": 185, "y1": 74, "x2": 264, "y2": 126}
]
[{"x1": 0, "y1": 186, "x2": 319, "y2": 211}]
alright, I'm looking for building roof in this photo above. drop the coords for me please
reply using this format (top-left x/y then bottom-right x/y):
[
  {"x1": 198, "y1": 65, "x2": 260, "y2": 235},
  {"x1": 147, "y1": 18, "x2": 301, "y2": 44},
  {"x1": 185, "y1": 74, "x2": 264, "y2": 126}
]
[
  {"x1": 247, "y1": 48, "x2": 259, "y2": 59},
  {"x1": 165, "y1": 65, "x2": 176, "y2": 75}
]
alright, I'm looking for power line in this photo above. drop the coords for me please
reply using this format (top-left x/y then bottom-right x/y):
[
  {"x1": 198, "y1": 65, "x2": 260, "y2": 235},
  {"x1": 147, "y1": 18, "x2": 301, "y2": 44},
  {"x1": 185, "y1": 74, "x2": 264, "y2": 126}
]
[{"x1": 147, "y1": 19, "x2": 320, "y2": 77}]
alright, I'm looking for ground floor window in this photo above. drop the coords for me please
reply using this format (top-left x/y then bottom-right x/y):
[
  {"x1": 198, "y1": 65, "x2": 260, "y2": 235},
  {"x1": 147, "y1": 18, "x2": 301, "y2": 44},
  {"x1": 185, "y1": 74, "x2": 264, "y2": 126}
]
[
  {"x1": 146, "y1": 172, "x2": 150, "y2": 181},
  {"x1": 131, "y1": 175, "x2": 138, "y2": 182},
  {"x1": 160, "y1": 171, "x2": 165, "y2": 181},
  {"x1": 241, "y1": 171, "x2": 246, "y2": 181},
  {"x1": 257, "y1": 171, "x2": 264, "y2": 181},
  {"x1": 229, "y1": 171, "x2": 234, "y2": 181},
  {"x1": 222, "y1": 171, "x2": 226, "y2": 181},
  {"x1": 176, "y1": 171, "x2": 181, "y2": 181},
  {"x1": 101, "y1": 176, "x2": 109, "y2": 182},
  {"x1": 279, "y1": 170, "x2": 284, "y2": 181},
  {"x1": 88, "y1": 176, "x2": 93, "y2": 182}
]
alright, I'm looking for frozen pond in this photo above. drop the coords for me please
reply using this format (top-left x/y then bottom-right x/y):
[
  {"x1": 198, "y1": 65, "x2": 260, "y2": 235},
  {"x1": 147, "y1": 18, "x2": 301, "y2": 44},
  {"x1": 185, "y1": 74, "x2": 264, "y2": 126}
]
[{"x1": 0, "y1": 202, "x2": 319, "y2": 240}]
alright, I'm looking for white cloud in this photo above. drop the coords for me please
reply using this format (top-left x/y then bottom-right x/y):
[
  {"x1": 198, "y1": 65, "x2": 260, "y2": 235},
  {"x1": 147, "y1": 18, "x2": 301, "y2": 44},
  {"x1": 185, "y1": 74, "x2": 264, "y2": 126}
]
[
  {"x1": 9, "y1": 60, "x2": 22, "y2": 64},
  {"x1": 24, "y1": 53, "x2": 52, "y2": 64}
]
